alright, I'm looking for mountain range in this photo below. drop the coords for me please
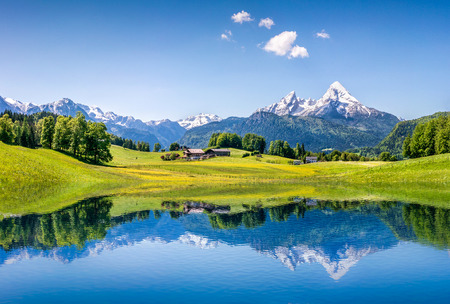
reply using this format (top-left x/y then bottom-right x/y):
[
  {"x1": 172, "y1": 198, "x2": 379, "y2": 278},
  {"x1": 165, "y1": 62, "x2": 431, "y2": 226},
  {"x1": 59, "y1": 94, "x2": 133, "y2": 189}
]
[
  {"x1": 0, "y1": 96, "x2": 221, "y2": 147},
  {"x1": 179, "y1": 82, "x2": 401, "y2": 151},
  {"x1": 1, "y1": 81, "x2": 401, "y2": 150}
]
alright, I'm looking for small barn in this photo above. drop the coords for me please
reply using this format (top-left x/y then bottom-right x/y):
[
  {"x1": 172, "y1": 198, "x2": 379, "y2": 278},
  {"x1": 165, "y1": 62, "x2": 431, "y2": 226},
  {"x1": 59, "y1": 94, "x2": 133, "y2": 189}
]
[
  {"x1": 305, "y1": 156, "x2": 318, "y2": 163},
  {"x1": 205, "y1": 149, "x2": 231, "y2": 157}
]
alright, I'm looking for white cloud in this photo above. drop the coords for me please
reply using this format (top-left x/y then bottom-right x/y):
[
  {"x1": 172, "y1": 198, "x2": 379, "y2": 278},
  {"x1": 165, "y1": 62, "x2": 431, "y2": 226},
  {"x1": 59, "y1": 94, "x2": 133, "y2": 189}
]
[
  {"x1": 263, "y1": 31, "x2": 309, "y2": 59},
  {"x1": 263, "y1": 31, "x2": 297, "y2": 56},
  {"x1": 316, "y1": 29, "x2": 330, "y2": 39},
  {"x1": 258, "y1": 18, "x2": 275, "y2": 29},
  {"x1": 231, "y1": 10, "x2": 254, "y2": 24},
  {"x1": 289, "y1": 46, "x2": 309, "y2": 59},
  {"x1": 221, "y1": 30, "x2": 232, "y2": 41}
]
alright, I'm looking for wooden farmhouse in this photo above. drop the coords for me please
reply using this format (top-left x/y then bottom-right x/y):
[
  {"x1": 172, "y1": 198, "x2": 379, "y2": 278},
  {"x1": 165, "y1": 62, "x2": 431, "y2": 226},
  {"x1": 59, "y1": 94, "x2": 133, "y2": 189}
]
[
  {"x1": 183, "y1": 148, "x2": 231, "y2": 160},
  {"x1": 183, "y1": 149, "x2": 205, "y2": 160}
]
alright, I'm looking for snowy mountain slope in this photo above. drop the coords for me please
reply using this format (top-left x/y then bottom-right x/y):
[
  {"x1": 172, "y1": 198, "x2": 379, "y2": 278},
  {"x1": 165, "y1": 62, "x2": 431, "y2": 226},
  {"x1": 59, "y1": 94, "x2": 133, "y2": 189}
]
[{"x1": 178, "y1": 113, "x2": 223, "y2": 130}]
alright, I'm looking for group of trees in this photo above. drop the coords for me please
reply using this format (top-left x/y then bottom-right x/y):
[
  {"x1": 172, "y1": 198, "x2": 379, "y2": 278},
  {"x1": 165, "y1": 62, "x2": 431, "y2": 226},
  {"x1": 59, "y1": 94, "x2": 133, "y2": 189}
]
[
  {"x1": 241, "y1": 133, "x2": 266, "y2": 153},
  {"x1": 111, "y1": 135, "x2": 150, "y2": 152},
  {"x1": 207, "y1": 132, "x2": 266, "y2": 153},
  {"x1": 403, "y1": 116, "x2": 450, "y2": 158},
  {"x1": 0, "y1": 111, "x2": 58, "y2": 148},
  {"x1": 208, "y1": 132, "x2": 243, "y2": 149},
  {"x1": 266, "y1": 140, "x2": 395, "y2": 162},
  {"x1": 268, "y1": 141, "x2": 307, "y2": 159},
  {"x1": 0, "y1": 111, "x2": 112, "y2": 163}
]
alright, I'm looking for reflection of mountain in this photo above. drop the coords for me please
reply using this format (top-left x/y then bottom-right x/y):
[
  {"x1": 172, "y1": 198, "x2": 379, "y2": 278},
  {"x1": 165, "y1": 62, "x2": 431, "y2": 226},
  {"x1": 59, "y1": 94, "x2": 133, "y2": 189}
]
[
  {"x1": 265, "y1": 245, "x2": 377, "y2": 280},
  {"x1": 0, "y1": 199, "x2": 448, "y2": 280}
]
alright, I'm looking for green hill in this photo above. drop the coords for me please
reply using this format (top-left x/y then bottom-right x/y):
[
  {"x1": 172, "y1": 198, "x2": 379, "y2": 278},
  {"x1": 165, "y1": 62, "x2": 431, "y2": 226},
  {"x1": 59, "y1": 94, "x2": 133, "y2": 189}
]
[
  {"x1": 375, "y1": 112, "x2": 450, "y2": 155},
  {"x1": 0, "y1": 142, "x2": 137, "y2": 214}
]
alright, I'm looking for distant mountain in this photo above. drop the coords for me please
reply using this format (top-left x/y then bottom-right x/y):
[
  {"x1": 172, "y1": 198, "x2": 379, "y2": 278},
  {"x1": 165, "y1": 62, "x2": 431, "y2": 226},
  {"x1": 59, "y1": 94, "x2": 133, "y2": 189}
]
[
  {"x1": 0, "y1": 96, "x2": 220, "y2": 148},
  {"x1": 178, "y1": 116, "x2": 246, "y2": 148},
  {"x1": 178, "y1": 113, "x2": 222, "y2": 130},
  {"x1": 0, "y1": 81, "x2": 403, "y2": 150},
  {"x1": 179, "y1": 112, "x2": 384, "y2": 151},
  {"x1": 257, "y1": 81, "x2": 400, "y2": 136}
]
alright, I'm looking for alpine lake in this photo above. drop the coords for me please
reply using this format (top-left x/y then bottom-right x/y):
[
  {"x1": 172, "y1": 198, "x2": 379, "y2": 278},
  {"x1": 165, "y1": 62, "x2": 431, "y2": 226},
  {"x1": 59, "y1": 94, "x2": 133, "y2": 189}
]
[{"x1": 0, "y1": 195, "x2": 449, "y2": 303}]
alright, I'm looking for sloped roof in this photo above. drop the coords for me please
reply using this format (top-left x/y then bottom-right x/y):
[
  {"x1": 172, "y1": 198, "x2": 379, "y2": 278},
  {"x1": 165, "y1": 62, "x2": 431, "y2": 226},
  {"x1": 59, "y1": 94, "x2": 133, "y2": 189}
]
[
  {"x1": 210, "y1": 149, "x2": 231, "y2": 153},
  {"x1": 186, "y1": 149, "x2": 204, "y2": 154}
]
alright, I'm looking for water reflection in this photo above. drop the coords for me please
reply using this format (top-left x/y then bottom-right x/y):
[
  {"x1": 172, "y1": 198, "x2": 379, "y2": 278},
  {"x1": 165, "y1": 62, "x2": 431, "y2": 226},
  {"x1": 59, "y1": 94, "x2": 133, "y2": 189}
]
[{"x1": 0, "y1": 197, "x2": 448, "y2": 280}]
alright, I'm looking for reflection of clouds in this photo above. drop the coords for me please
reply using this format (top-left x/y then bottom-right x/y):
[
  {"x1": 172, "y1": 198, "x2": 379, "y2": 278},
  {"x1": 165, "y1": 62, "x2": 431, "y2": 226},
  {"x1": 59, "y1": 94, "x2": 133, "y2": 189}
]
[
  {"x1": 178, "y1": 233, "x2": 219, "y2": 249},
  {"x1": 264, "y1": 244, "x2": 377, "y2": 280}
]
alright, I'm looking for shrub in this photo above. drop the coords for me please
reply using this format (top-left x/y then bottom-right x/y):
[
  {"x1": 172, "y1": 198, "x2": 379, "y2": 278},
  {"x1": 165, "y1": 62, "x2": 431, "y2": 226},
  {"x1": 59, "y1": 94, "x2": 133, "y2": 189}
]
[{"x1": 242, "y1": 152, "x2": 250, "y2": 158}]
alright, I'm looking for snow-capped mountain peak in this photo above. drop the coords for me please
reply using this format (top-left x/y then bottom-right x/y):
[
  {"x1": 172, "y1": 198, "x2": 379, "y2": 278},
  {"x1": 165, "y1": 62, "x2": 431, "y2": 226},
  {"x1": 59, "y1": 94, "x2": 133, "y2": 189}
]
[
  {"x1": 177, "y1": 113, "x2": 222, "y2": 130},
  {"x1": 319, "y1": 81, "x2": 361, "y2": 105},
  {"x1": 256, "y1": 81, "x2": 384, "y2": 119},
  {"x1": 256, "y1": 91, "x2": 317, "y2": 116}
]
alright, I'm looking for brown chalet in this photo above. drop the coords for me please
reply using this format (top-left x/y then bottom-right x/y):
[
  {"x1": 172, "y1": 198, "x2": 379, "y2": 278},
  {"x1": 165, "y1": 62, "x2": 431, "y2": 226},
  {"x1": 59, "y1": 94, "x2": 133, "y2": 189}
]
[
  {"x1": 183, "y1": 149, "x2": 205, "y2": 160},
  {"x1": 205, "y1": 149, "x2": 231, "y2": 157}
]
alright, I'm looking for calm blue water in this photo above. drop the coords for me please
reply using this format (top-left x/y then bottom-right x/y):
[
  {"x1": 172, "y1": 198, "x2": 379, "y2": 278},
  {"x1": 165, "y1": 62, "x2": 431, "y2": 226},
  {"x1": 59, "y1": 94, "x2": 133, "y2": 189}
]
[{"x1": 0, "y1": 198, "x2": 449, "y2": 303}]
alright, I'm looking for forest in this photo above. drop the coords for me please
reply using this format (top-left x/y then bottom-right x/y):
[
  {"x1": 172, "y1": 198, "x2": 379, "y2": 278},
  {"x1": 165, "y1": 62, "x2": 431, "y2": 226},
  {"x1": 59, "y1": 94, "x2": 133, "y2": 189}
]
[{"x1": 0, "y1": 110, "x2": 112, "y2": 163}]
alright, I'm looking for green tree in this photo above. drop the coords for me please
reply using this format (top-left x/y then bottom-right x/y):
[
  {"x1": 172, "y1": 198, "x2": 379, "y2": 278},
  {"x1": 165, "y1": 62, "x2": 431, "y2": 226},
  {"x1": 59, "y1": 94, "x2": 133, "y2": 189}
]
[
  {"x1": 53, "y1": 116, "x2": 71, "y2": 151},
  {"x1": 379, "y1": 151, "x2": 391, "y2": 161},
  {"x1": 435, "y1": 116, "x2": 450, "y2": 154},
  {"x1": 69, "y1": 112, "x2": 87, "y2": 156},
  {"x1": 40, "y1": 116, "x2": 55, "y2": 149},
  {"x1": 208, "y1": 133, "x2": 220, "y2": 147},
  {"x1": 402, "y1": 134, "x2": 412, "y2": 158},
  {"x1": 423, "y1": 119, "x2": 437, "y2": 156},
  {"x1": 85, "y1": 121, "x2": 112, "y2": 163},
  {"x1": 18, "y1": 117, "x2": 35, "y2": 148},
  {"x1": 153, "y1": 142, "x2": 161, "y2": 152},
  {"x1": 169, "y1": 142, "x2": 180, "y2": 151},
  {"x1": 0, "y1": 114, "x2": 15, "y2": 144},
  {"x1": 242, "y1": 133, "x2": 265, "y2": 152}
]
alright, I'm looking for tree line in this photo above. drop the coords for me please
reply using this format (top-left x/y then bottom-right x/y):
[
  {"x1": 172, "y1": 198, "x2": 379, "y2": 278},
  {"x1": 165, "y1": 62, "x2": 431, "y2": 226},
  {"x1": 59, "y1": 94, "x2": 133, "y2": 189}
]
[
  {"x1": 207, "y1": 132, "x2": 266, "y2": 153},
  {"x1": 0, "y1": 110, "x2": 58, "y2": 148},
  {"x1": 403, "y1": 115, "x2": 450, "y2": 158},
  {"x1": 0, "y1": 111, "x2": 112, "y2": 163},
  {"x1": 111, "y1": 135, "x2": 150, "y2": 152}
]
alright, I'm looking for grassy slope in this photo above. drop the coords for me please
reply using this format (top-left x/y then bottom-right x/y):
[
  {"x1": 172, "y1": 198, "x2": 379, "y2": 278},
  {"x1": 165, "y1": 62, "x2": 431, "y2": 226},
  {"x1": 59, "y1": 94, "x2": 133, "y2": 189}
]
[
  {"x1": 1, "y1": 143, "x2": 449, "y2": 215},
  {"x1": 0, "y1": 143, "x2": 139, "y2": 214}
]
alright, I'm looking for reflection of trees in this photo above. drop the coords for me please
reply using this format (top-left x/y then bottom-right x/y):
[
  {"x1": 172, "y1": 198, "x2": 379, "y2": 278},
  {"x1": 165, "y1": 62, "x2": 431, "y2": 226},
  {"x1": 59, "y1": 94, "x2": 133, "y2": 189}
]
[
  {"x1": 269, "y1": 203, "x2": 307, "y2": 222},
  {"x1": 0, "y1": 197, "x2": 113, "y2": 251},
  {"x1": 403, "y1": 204, "x2": 450, "y2": 249},
  {"x1": 1, "y1": 197, "x2": 448, "y2": 253},
  {"x1": 209, "y1": 209, "x2": 266, "y2": 230}
]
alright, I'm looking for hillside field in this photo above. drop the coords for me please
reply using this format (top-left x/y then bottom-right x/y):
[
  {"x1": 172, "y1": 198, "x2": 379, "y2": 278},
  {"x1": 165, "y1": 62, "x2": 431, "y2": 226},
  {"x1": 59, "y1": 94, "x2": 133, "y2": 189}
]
[{"x1": 1, "y1": 143, "x2": 449, "y2": 215}]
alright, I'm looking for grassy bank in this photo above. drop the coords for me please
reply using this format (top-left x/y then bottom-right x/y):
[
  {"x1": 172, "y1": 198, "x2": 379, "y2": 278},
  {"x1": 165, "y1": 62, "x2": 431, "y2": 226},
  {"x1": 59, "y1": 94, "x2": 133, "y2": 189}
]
[{"x1": 1, "y1": 143, "x2": 449, "y2": 215}]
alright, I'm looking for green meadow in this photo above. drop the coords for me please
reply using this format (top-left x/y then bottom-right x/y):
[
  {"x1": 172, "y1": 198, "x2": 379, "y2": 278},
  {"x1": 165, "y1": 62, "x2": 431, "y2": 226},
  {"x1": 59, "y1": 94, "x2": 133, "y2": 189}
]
[{"x1": 1, "y1": 142, "x2": 449, "y2": 216}]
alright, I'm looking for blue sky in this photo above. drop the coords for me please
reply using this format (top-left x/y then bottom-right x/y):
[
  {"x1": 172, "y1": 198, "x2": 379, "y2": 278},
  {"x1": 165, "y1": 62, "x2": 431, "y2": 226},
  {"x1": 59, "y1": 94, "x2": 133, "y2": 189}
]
[{"x1": 0, "y1": 0, "x2": 449, "y2": 120}]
